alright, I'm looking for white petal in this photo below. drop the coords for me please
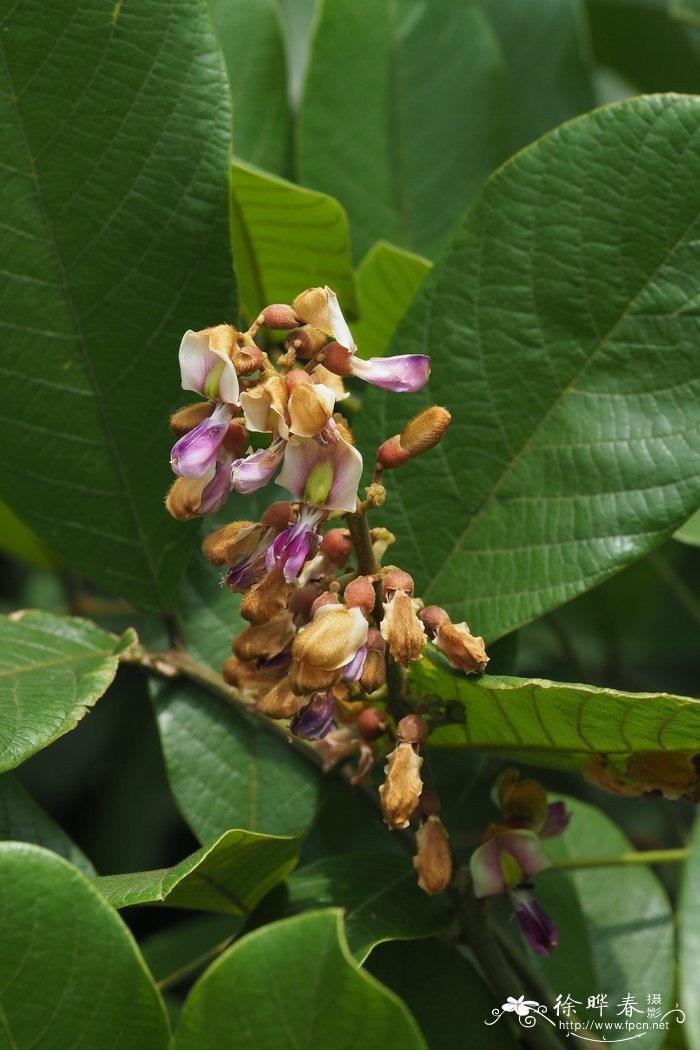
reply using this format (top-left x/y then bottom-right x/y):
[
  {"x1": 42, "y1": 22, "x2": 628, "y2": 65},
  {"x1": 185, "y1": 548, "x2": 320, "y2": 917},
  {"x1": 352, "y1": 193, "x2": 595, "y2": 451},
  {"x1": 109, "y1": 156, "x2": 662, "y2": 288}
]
[
  {"x1": 179, "y1": 329, "x2": 240, "y2": 404},
  {"x1": 325, "y1": 287, "x2": 355, "y2": 350}
]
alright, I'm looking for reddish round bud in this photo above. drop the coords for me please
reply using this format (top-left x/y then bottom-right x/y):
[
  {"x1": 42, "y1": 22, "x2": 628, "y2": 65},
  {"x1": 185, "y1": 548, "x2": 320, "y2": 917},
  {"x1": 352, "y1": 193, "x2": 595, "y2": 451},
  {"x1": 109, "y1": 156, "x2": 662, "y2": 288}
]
[
  {"x1": 287, "y1": 582, "x2": 321, "y2": 620},
  {"x1": 396, "y1": 714, "x2": 429, "y2": 746},
  {"x1": 320, "y1": 528, "x2": 352, "y2": 566},
  {"x1": 261, "y1": 304, "x2": 299, "y2": 330},
  {"x1": 232, "y1": 345, "x2": 264, "y2": 376},
  {"x1": 357, "y1": 707, "x2": 390, "y2": 741},
  {"x1": 285, "y1": 325, "x2": 327, "y2": 360},
  {"x1": 418, "y1": 605, "x2": 451, "y2": 638},
  {"x1": 365, "y1": 627, "x2": 385, "y2": 654},
  {"x1": 377, "y1": 435, "x2": 411, "y2": 470},
  {"x1": 285, "y1": 369, "x2": 314, "y2": 394},
  {"x1": 222, "y1": 420, "x2": 249, "y2": 457},
  {"x1": 321, "y1": 341, "x2": 354, "y2": 376},
  {"x1": 310, "y1": 592, "x2": 340, "y2": 617},
  {"x1": 417, "y1": 789, "x2": 441, "y2": 816},
  {"x1": 261, "y1": 501, "x2": 295, "y2": 529},
  {"x1": 382, "y1": 569, "x2": 414, "y2": 599},
  {"x1": 344, "y1": 575, "x2": 375, "y2": 611}
]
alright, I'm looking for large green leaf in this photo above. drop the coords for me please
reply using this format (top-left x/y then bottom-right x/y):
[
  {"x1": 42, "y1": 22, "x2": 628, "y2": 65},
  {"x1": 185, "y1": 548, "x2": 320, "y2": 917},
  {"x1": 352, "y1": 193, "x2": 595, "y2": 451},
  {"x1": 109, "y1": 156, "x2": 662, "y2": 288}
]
[
  {"x1": 353, "y1": 242, "x2": 431, "y2": 360},
  {"x1": 0, "y1": 610, "x2": 134, "y2": 772},
  {"x1": 95, "y1": 828, "x2": 299, "y2": 914},
  {"x1": 521, "y1": 796, "x2": 674, "y2": 1050},
  {"x1": 173, "y1": 910, "x2": 426, "y2": 1049},
  {"x1": 412, "y1": 658, "x2": 700, "y2": 765},
  {"x1": 153, "y1": 679, "x2": 323, "y2": 841},
  {"x1": 480, "y1": 0, "x2": 595, "y2": 151},
  {"x1": 357, "y1": 94, "x2": 700, "y2": 642},
  {"x1": 367, "y1": 939, "x2": 518, "y2": 1050},
  {"x1": 209, "y1": 0, "x2": 293, "y2": 177},
  {"x1": 671, "y1": 0, "x2": 700, "y2": 27},
  {"x1": 0, "y1": 503, "x2": 59, "y2": 570},
  {"x1": 680, "y1": 814, "x2": 700, "y2": 1049},
  {"x1": 254, "y1": 852, "x2": 451, "y2": 962},
  {"x1": 0, "y1": 843, "x2": 170, "y2": 1049},
  {"x1": 0, "y1": 773, "x2": 95, "y2": 875},
  {"x1": 179, "y1": 549, "x2": 246, "y2": 671},
  {"x1": 140, "y1": 914, "x2": 243, "y2": 984},
  {"x1": 297, "y1": 0, "x2": 506, "y2": 260},
  {"x1": 230, "y1": 161, "x2": 356, "y2": 322},
  {"x1": 0, "y1": 0, "x2": 235, "y2": 611},
  {"x1": 674, "y1": 507, "x2": 700, "y2": 546}
]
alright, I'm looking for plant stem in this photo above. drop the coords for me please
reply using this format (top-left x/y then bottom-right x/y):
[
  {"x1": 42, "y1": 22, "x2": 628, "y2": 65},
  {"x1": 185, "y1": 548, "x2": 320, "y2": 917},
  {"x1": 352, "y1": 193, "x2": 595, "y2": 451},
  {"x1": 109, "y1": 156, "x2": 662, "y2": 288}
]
[
  {"x1": 549, "y1": 848, "x2": 689, "y2": 870},
  {"x1": 157, "y1": 935, "x2": 235, "y2": 993},
  {"x1": 451, "y1": 870, "x2": 566, "y2": 1050},
  {"x1": 346, "y1": 509, "x2": 379, "y2": 575}
]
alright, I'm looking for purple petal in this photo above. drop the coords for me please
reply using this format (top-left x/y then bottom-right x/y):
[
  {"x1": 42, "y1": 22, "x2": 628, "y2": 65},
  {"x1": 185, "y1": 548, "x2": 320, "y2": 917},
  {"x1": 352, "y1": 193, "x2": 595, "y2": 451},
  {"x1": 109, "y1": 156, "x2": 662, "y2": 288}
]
[
  {"x1": 276, "y1": 432, "x2": 362, "y2": 513},
  {"x1": 342, "y1": 644, "x2": 367, "y2": 682},
  {"x1": 231, "y1": 438, "x2": 285, "y2": 495},
  {"x1": 541, "y1": 802, "x2": 571, "y2": 839},
  {"x1": 511, "y1": 890, "x2": 559, "y2": 956},
  {"x1": 350, "y1": 354, "x2": 430, "y2": 393},
  {"x1": 170, "y1": 404, "x2": 232, "y2": 478},
  {"x1": 196, "y1": 457, "x2": 233, "y2": 516},
  {"x1": 470, "y1": 830, "x2": 551, "y2": 898},
  {"x1": 290, "y1": 689, "x2": 335, "y2": 740},
  {"x1": 265, "y1": 511, "x2": 322, "y2": 583}
]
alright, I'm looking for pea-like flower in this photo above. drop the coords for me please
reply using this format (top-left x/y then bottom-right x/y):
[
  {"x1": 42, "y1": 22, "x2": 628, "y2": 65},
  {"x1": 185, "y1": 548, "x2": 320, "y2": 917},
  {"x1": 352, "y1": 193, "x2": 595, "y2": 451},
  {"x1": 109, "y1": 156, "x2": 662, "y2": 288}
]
[
  {"x1": 276, "y1": 422, "x2": 363, "y2": 513},
  {"x1": 179, "y1": 326, "x2": 240, "y2": 404}
]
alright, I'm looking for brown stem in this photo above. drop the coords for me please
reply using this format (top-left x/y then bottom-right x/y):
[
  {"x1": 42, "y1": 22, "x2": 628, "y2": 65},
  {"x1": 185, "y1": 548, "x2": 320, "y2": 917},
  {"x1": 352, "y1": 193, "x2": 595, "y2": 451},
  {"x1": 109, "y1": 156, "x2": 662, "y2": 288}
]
[{"x1": 345, "y1": 509, "x2": 379, "y2": 575}]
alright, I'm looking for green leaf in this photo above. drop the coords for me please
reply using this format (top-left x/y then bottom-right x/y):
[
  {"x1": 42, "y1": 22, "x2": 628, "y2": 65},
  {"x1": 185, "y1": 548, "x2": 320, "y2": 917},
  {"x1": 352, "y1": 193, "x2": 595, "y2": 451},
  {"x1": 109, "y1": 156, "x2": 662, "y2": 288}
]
[
  {"x1": 277, "y1": 0, "x2": 316, "y2": 111},
  {"x1": 297, "y1": 0, "x2": 506, "y2": 260},
  {"x1": 0, "y1": 610, "x2": 135, "y2": 772},
  {"x1": 524, "y1": 796, "x2": 674, "y2": 1050},
  {"x1": 0, "y1": 502, "x2": 60, "y2": 570},
  {"x1": 674, "y1": 507, "x2": 700, "y2": 546},
  {"x1": 208, "y1": 0, "x2": 293, "y2": 177},
  {"x1": 367, "y1": 939, "x2": 518, "y2": 1050},
  {"x1": 173, "y1": 910, "x2": 426, "y2": 1049},
  {"x1": 353, "y1": 242, "x2": 431, "y2": 360},
  {"x1": 140, "y1": 914, "x2": 243, "y2": 984},
  {"x1": 412, "y1": 658, "x2": 700, "y2": 765},
  {"x1": 95, "y1": 827, "x2": 300, "y2": 914},
  {"x1": 255, "y1": 852, "x2": 451, "y2": 963},
  {"x1": 230, "y1": 160, "x2": 356, "y2": 322},
  {"x1": 179, "y1": 549, "x2": 246, "y2": 671},
  {"x1": 0, "y1": 773, "x2": 95, "y2": 876},
  {"x1": 0, "y1": 843, "x2": 169, "y2": 1048},
  {"x1": 670, "y1": 0, "x2": 700, "y2": 29},
  {"x1": 679, "y1": 814, "x2": 700, "y2": 1050},
  {"x1": 153, "y1": 679, "x2": 323, "y2": 841},
  {"x1": 0, "y1": 0, "x2": 235, "y2": 611},
  {"x1": 357, "y1": 95, "x2": 700, "y2": 642},
  {"x1": 480, "y1": 0, "x2": 595, "y2": 151}
]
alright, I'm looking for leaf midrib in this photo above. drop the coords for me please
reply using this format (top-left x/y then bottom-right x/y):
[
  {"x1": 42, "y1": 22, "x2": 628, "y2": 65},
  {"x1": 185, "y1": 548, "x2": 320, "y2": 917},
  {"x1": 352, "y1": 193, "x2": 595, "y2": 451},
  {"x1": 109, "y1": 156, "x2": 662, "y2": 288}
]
[
  {"x1": 0, "y1": 650, "x2": 116, "y2": 679},
  {"x1": 0, "y1": 23, "x2": 169, "y2": 615},
  {"x1": 424, "y1": 117, "x2": 700, "y2": 600}
]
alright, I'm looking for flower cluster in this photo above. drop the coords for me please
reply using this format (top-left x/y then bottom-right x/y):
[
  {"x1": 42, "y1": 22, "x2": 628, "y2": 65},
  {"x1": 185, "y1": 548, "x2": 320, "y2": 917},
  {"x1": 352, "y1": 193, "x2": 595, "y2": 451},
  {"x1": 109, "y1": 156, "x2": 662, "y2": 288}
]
[
  {"x1": 469, "y1": 768, "x2": 571, "y2": 956},
  {"x1": 165, "y1": 285, "x2": 490, "y2": 898}
]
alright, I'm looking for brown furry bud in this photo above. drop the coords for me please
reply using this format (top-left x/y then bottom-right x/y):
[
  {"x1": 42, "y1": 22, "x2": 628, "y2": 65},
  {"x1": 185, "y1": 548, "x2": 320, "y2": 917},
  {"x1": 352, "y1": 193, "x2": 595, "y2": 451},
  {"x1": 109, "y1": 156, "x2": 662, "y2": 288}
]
[
  {"x1": 356, "y1": 707, "x2": 389, "y2": 741},
  {"x1": 285, "y1": 369, "x2": 314, "y2": 393},
  {"x1": 261, "y1": 304, "x2": 299, "y2": 330},
  {"x1": 418, "y1": 605, "x2": 451, "y2": 638},
  {"x1": 165, "y1": 476, "x2": 206, "y2": 520},
  {"x1": 222, "y1": 420, "x2": 249, "y2": 457},
  {"x1": 287, "y1": 582, "x2": 322, "y2": 621},
  {"x1": 201, "y1": 521, "x2": 257, "y2": 566},
  {"x1": 434, "y1": 623, "x2": 489, "y2": 674},
  {"x1": 381, "y1": 590, "x2": 426, "y2": 665},
  {"x1": 379, "y1": 742, "x2": 424, "y2": 829},
  {"x1": 240, "y1": 569, "x2": 294, "y2": 625},
  {"x1": 397, "y1": 714, "x2": 428, "y2": 746},
  {"x1": 413, "y1": 816, "x2": 452, "y2": 894},
  {"x1": 288, "y1": 659, "x2": 342, "y2": 695},
  {"x1": 232, "y1": 345, "x2": 264, "y2": 376},
  {"x1": 291, "y1": 287, "x2": 333, "y2": 332},
  {"x1": 221, "y1": 655, "x2": 282, "y2": 696},
  {"x1": 400, "y1": 406, "x2": 451, "y2": 456},
  {"x1": 285, "y1": 325, "x2": 327, "y2": 360},
  {"x1": 321, "y1": 341, "x2": 354, "y2": 376},
  {"x1": 320, "y1": 528, "x2": 352, "y2": 566},
  {"x1": 344, "y1": 575, "x2": 375, "y2": 611},
  {"x1": 232, "y1": 613, "x2": 294, "y2": 662},
  {"x1": 382, "y1": 569, "x2": 414, "y2": 599},
  {"x1": 255, "y1": 677, "x2": 306, "y2": 719},
  {"x1": 261, "y1": 502, "x2": 295, "y2": 530},
  {"x1": 169, "y1": 401, "x2": 214, "y2": 436}
]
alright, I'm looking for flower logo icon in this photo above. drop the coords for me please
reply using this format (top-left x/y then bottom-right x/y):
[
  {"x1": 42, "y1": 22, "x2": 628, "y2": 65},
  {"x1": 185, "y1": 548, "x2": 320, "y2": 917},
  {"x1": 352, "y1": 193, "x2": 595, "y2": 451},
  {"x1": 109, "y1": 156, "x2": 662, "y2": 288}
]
[{"x1": 502, "y1": 996, "x2": 540, "y2": 1017}]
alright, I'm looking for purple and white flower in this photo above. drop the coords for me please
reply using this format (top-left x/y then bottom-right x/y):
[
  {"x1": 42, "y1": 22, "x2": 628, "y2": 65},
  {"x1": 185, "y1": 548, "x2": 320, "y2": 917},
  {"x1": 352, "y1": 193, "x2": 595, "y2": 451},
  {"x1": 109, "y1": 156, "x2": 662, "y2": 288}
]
[
  {"x1": 170, "y1": 402, "x2": 234, "y2": 478},
  {"x1": 179, "y1": 326, "x2": 240, "y2": 404},
  {"x1": 265, "y1": 505, "x2": 325, "y2": 583}
]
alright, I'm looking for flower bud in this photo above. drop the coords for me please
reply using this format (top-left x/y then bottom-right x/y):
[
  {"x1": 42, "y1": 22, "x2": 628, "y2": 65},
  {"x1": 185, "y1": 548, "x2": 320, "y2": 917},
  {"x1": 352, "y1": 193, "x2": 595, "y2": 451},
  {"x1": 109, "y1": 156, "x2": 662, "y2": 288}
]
[
  {"x1": 413, "y1": 816, "x2": 452, "y2": 895},
  {"x1": 165, "y1": 476, "x2": 208, "y2": 520},
  {"x1": 261, "y1": 502, "x2": 295, "y2": 530},
  {"x1": 221, "y1": 655, "x2": 282, "y2": 695},
  {"x1": 290, "y1": 689, "x2": 336, "y2": 740},
  {"x1": 382, "y1": 569, "x2": 414, "y2": 599},
  {"x1": 287, "y1": 582, "x2": 322, "y2": 621},
  {"x1": 320, "y1": 341, "x2": 354, "y2": 377},
  {"x1": 169, "y1": 401, "x2": 215, "y2": 436},
  {"x1": 376, "y1": 435, "x2": 411, "y2": 470},
  {"x1": 240, "y1": 569, "x2": 294, "y2": 625},
  {"x1": 201, "y1": 520, "x2": 257, "y2": 566},
  {"x1": 434, "y1": 622, "x2": 489, "y2": 674},
  {"x1": 356, "y1": 706, "x2": 389, "y2": 741},
  {"x1": 379, "y1": 742, "x2": 424, "y2": 829},
  {"x1": 400, "y1": 406, "x2": 451, "y2": 456},
  {"x1": 292, "y1": 287, "x2": 333, "y2": 332},
  {"x1": 285, "y1": 325, "x2": 327, "y2": 360},
  {"x1": 222, "y1": 420, "x2": 249, "y2": 458},
  {"x1": 381, "y1": 590, "x2": 427, "y2": 666},
  {"x1": 284, "y1": 369, "x2": 314, "y2": 393},
  {"x1": 359, "y1": 627, "x2": 386, "y2": 694},
  {"x1": 396, "y1": 714, "x2": 428, "y2": 746},
  {"x1": 232, "y1": 613, "x2": 294, "y2": 662},
  {"x1": 310, "y1": 592, "x2": 340, "y2": 616},
  {"x1": 261, "y1": 304, "x2": 299, "y2": 330},
  {"x1": 417, "y1": 605, "x2": 450, "y2": 639},
  {"x1": 321, "y1": 528, "x2": 352, "y2": 566},
  {"x1": 232, "y1": 345, "x2": 264, "y2": 376},
  {"x1": 288, "y1": 659, "x2": 342, "y2": 695},
  {"x1": 344, "y1": 575, "x2": 375, "y2": 612},
  {"x1": 255, "y1": 677, "x2": 306, "y2": 719}
]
